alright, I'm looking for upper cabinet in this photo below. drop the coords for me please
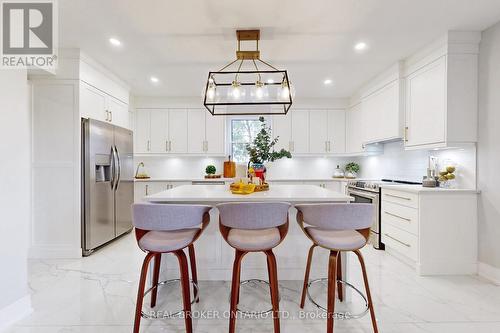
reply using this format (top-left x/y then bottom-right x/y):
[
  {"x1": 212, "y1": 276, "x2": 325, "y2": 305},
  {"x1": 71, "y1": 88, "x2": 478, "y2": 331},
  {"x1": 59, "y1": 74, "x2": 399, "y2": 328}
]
[
  {"x1": 273, "y1": 109, "x2": 346, "y2": 155},
  {"x1": 404, "y1": 52, "x2": 478, "y2": 149},
  {"x1": 135, "y1": 108, "x2": 225, "y2": 156},
  {"x1": 346, "y1": 103, "x2": 366, "y2": 154}
]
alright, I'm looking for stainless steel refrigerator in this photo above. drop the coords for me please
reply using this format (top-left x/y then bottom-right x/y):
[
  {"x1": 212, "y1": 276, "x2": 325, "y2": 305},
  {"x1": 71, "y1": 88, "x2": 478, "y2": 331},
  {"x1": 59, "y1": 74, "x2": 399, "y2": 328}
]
[{"x1": 81, "y1": 118, "x2": 134, "y2": 256}]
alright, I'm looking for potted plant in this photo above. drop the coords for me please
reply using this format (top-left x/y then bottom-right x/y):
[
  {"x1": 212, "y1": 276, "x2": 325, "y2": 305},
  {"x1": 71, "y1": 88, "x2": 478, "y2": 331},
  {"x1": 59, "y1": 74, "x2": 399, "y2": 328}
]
[
  {"x1": 345, "y1": 162, "x2": 360, "y2": 179},
  {"x1": 205, "y1": 165, "x2": 217, "y2": 178},
  {"x1": 245, "y1": 117, "x2": 292, "y2": 181}
]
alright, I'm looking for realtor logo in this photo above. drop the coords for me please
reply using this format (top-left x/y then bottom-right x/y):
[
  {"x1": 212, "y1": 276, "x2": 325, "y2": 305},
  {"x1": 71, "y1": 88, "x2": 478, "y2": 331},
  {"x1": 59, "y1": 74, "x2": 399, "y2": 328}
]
[{"x1": 1, "y1": 0, "x2": 57, "y2": 69}]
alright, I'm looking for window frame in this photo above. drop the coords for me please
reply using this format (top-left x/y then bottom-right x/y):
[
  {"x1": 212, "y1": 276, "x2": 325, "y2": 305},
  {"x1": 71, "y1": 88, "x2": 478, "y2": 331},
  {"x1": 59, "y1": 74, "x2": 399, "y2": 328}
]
[{"x1": 226, "y1": 115, "x2": 273, "y2": 164}]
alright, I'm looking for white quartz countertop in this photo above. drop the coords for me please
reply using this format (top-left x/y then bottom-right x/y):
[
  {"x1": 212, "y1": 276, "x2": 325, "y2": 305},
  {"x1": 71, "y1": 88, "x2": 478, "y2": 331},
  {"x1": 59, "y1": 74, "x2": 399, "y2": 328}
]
[
  {"x1": 145, "y1": 184, "x2": 353, "y2": 203},
  {"x1": 379, "y1": 184, "x2": 480, "y2": 194},
  {"x1": 135, "y1": 177, "x2": 355, "y2": 183}
]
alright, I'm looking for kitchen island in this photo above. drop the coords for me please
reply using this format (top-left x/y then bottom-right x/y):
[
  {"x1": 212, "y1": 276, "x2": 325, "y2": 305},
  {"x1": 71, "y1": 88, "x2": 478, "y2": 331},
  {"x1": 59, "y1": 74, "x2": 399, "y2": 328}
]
[{"x1": 144, "y1": 184, "x2": 353, "y2": 283}]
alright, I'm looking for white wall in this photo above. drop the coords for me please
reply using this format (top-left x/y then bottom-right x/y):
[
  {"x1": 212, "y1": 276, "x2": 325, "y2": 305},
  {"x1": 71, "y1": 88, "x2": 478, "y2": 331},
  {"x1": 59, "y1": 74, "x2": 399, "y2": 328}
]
[
  {"x1": 0, "y1": 70, "x2": 32, "y2": 329},
  {"x1": 478, "y1": 20, "x2": 500, "y2": 271},
  {"x1": 360, "y1": 141, "x2": 477, "y2": 189}
]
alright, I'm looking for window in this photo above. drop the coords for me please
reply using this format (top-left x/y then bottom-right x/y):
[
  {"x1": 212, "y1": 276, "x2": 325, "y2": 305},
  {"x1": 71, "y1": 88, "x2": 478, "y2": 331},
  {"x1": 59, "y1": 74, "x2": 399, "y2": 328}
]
[{"x1": 230, "y1": 118, "x2": 266, "y2": 163}]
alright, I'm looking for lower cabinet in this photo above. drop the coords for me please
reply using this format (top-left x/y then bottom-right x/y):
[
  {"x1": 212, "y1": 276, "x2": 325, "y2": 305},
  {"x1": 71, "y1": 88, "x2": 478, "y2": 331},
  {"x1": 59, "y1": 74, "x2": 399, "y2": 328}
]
[
  {"x1": 381, "y1": 188, "x2": 478, "y2": 275},
  {"x1": 134, "y1": 181, "x2": 190, "y2": 202}
]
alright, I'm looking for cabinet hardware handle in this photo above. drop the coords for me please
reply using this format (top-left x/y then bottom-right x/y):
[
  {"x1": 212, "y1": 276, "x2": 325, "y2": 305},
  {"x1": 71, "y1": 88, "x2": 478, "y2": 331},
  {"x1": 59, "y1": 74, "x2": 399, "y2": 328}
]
[
  {"x1": 385, "y1": 193, "x2": 411, "y2": 200},
  {"x1": 289, "y1": 141, "x2": 294, "y2": 152},
  {"x1": 384, "y1": 233, "x2": 411, "y2": 247},
  {"x1": 105, "y1": 111, "x2": 109, "y2": 121},
  {"x1": 404, "y1": 126, "x2": 409, "y2": 142},
  {"x1": 147, "y1": 140, "x2": 151, "y2": 151},
  {"x1": 169, "y1": 141, "x2": 172, "y2": 152},
  {"x1": 166, "y1": 140, "x2": 169, "y2": 152},
  {"x1": 325, "y1": 141, "x2": 328, "y2": 152},
  {"x1": 328, "y1": 141, "x2": 332, "y2": 152},
  {"x1": 145, "y1": 185, "x2": 149, "y2": 196},
  {"x1": 384, "y1": 211, "x2": 411, "y2": 222},
  {"x1": 109, "y1": 111, "x2": 112, "y2": 122},
  {"x1": 205, "y1": 140, "x2": 208, "y2": 152}
]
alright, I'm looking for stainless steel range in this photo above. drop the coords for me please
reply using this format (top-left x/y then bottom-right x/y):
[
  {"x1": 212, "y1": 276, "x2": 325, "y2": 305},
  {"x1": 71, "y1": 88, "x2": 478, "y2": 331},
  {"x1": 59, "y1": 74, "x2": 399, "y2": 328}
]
[{"x1": 347, "y1": 179, "x2": 421, "y2": 250}]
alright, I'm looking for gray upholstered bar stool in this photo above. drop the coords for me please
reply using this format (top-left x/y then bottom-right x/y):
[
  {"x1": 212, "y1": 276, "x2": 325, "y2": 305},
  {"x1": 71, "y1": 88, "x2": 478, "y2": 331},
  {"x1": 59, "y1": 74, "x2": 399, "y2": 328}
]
[
  {"x1": 132, "y1": 203, "x2": 212, "y2": 333},
  {"x1": 217, "y1": 202, "x2": 291, "y2": 333},
  {"x1": 295, "y1": 203, "x2": 378, "y2": 333}
]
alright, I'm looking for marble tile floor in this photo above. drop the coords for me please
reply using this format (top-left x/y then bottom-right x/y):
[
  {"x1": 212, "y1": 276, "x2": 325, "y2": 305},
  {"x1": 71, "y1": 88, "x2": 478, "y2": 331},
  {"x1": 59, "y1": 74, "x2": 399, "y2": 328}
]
[{"x1": 5, "y1": 233, "x2": 500, "y2": 333}]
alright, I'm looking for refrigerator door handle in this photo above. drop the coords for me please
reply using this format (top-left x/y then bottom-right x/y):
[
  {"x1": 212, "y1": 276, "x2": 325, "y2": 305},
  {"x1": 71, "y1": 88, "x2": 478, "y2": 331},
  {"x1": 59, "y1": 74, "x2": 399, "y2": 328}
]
[
  {"x1": 114, "y1": 145, "x2": 121, "y2": 191},
  {"x1": 110, "y1": 146, "x2": 115, "y2": 190}
]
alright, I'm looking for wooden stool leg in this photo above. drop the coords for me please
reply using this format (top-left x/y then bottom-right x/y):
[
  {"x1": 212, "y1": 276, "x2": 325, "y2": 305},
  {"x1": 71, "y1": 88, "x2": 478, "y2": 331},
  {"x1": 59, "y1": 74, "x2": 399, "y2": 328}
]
[
  {"x1": 174, "y1": 249, "x2": 193, "y2": 333},
  {"x1": 327, "y1": 251, "x2": 338, "y2": 333},
  {"x1": 337, "y1": 252, "x2": 343, "y2": 302},
  {"x1": 229, "y1": 250, "x2": 246, "y2": 333},
  {"x1": 266, "y1": 250, "x2": 281, "y2": 333},
  {"x1": 300, "y1": 244, "x2": 317, "y2": 308},
  {"x1": 188, "y1": 244, "x2": 199, "y2": 303},
  {"x1": 134, "y1": 252, "x2": 155, "y2": 333},
  {"x1": 354, "y1": 250, "x2": 378, "y2": 333},
  {"x1": 150, "y1": 253, "x2": 162, "y2": 308}
]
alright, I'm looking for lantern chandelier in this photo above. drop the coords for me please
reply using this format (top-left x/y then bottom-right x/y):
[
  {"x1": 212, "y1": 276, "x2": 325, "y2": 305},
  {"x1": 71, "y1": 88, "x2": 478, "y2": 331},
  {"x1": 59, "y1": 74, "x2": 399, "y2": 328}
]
[{"x1": 203, "y1": 30, "x2": 294, "y2": 116}]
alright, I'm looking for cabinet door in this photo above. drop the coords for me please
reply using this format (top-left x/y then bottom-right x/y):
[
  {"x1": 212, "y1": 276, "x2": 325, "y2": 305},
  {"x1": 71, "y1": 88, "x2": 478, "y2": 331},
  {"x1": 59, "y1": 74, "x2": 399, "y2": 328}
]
[
  {"x1": 205, "y1": 113, "x2": 225, "y2": 155},
  {"x1": 309, "y1": 110, "x2": 329, "y2": 154},
  {"x1": 346, "y1": 104, "x2": 365, "y2": 153},
  {"x1": 150, "y1": 109, "x2": 169, "y2": 153},
  {"x1": 327, "y1": 110, "x2": 346, "y2": 153},
  {"x1": 272, "y1": 114, "x2": 292, "y2": 152},
  {"x1": 168, "y1": 109, "x2": 188, "y2": 153},
  {"x1": 108, "y1": 96, "x2": 129, "y2": 129},
  {"x1": 134, "y1": 110, "x2": 150, "y2": 153},
  {"x1": 188, "y1": 109, "x2": 206, "y2": 154},
  {"x1": 80, "y1": 82, "x2": 107, "y2": 122},
  {"x1": 406, "y1": 57, "x2": 446, "y2": 147},
  {"x1": 291, "y1": 109, "x2": 309, "y2": 154}
]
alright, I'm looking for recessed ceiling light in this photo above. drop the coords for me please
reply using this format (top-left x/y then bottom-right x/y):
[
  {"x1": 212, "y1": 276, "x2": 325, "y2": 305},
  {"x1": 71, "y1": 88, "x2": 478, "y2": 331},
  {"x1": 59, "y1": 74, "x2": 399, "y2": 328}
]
[
  {"x1": 150, "y1": 76, "x2": 159, "y2": 83},
  {"x1": 109, "y1": 38, "x2": 121, "y2": 46},
  {"x1": 354, "y1": 42, "x2": 368, "y2": 52},
  {"x1": 323, "y1": 79, "x2": 333, "y2": 85}
]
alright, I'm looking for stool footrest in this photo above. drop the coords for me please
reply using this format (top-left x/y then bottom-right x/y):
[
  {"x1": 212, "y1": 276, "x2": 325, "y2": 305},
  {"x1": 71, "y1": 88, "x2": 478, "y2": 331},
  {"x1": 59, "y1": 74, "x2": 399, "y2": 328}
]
[
  {"x1": 306, "y1": 278, "x2": 369, "y2": 319},
  {"x1": 231, "y1": 279, "x2": 281, "y2": 317},
  {"x1": 141, "y1": 279, "x2": 199, "y2": 319}
]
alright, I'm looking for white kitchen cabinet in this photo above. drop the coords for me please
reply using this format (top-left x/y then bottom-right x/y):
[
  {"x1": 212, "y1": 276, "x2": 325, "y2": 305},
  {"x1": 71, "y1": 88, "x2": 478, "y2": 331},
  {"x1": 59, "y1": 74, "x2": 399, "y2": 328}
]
[
  {"x1": 205, "y1": 112, "x2": 225, "y2": 155},
  {"x1": 188, "y1": 109, "x2": 206, "y2": 154},
  {"x1": 405, "y1": 57, "x2": 446, "y2": 148},
  {"x1": 362, "y1": 80, "x2": 402, "y2": 143},
  {"x1": 168, "y1": 109, "x2": 188, "y2": 153},
  {"x1": 149, "y1": 109, "x2": 168, "y2": 153},
  {"x1": 291, "y1": 109, "x2": 309, "y2": 154},
  {"x1": 134, "y1": 181, "x2": 190, "y2": 202},
  {"x1": 381, "y1": 187, "x2": 478, "y2": 275},
  {"x1": 107, "y1": 96, "x2": 130, "y2": 129},
  {"x1": 346, "y1": 103, "x2": 366, "y2": 154},
  {"x1": 309, "y1": 110, "x2": 329, "y2": 154},
  {"x1": 80, "y1": 81, "x2": 130, "y2": 129},
  {"x1": 135, "y1": 109, "x2": 151, "y2": 153},
  {"x1": 187, "y1": 109, "x2": 226, "y2": 155},
  {"x1": 404, "y1": 52, "x2": 478, "y2": 149},
  {"x1": 327, "y1": 110, "x2": 346, "y2": 153},
  {"x1": 272, "y1": 113, "x2": 292, "y2": 152}
]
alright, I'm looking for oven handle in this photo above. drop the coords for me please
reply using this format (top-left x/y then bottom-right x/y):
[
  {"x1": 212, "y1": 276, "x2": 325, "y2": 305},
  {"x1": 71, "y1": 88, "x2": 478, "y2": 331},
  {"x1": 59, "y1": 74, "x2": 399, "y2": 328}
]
[{"x1": 347, "y1": 189, "x2": 379, "y2": 200}]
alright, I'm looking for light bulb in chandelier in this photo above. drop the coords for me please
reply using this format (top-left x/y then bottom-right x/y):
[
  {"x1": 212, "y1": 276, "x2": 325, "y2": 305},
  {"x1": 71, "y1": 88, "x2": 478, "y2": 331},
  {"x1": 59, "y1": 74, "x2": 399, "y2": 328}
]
[
  {"x1": 229, "y1": 81, "x2": 243, "y2": 100},
  {"x1": 206, "y1": 78, "x2": 216, "y2": 100},
  {"x1": 253, "y1": 81, "x2": 266, "y2": 100}
]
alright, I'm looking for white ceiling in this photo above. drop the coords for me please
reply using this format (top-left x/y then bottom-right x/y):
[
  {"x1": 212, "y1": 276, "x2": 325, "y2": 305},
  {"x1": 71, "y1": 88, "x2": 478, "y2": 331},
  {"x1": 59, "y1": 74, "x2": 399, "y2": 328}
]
[{"x1": 59, "y1": 0, "x2": 500, "y2": 99}]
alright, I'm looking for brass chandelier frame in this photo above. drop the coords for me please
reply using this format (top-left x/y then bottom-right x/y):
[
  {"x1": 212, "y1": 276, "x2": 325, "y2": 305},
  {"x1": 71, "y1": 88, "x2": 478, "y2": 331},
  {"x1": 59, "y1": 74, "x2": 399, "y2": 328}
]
[{"x1": 203, "y1": 30, "x2": 293, "y2": 116}]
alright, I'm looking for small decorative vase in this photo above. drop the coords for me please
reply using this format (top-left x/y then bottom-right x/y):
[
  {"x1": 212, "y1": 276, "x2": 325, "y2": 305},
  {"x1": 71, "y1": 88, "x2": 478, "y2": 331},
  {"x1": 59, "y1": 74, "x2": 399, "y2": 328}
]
[
  {"x1": 345, "y1": 171, "x2": 357, "y2": 179},
  {"x1": 251, "y1": 163, "x2": 266, "y2": 183}
]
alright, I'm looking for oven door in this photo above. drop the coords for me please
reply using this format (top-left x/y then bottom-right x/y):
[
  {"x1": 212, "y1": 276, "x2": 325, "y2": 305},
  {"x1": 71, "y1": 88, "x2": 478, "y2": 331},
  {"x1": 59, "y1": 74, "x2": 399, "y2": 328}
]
[{"x1": 347, "y1": 187, "x2": 381, "y2": 247}]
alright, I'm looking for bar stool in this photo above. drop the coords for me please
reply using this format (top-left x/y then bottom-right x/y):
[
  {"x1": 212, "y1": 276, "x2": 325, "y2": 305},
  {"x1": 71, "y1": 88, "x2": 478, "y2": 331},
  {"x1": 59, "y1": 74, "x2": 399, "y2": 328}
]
[
  {"x1": 217, "y1": 202, "x2": 291, "y2": 333},
  {"x1": 295, "y1": 203, "x2": 378, "y2": 333},
  {"x1": 132, "y1": 203, "x2": 212, "y2": 333}
]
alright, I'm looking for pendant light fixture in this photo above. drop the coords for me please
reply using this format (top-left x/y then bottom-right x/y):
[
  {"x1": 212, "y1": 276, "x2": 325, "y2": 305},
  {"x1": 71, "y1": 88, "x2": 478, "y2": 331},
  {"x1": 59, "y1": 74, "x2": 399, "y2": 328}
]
[{"x1": 203, "y1": 30, "x2": 294, "y2": 116}]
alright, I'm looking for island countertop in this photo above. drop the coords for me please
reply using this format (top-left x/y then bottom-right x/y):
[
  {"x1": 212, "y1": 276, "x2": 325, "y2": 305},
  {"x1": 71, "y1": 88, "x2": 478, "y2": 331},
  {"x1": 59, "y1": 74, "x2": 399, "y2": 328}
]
[{"x1": 145, "y1": 184, "x2": 353, "y2": 203}]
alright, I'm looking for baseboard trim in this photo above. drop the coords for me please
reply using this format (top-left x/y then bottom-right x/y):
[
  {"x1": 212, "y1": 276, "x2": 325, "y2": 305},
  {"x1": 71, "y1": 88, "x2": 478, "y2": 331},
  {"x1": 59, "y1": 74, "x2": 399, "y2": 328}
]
[
  {"x1": 28, "y1": 245, "x2": 82, "y2": 259},
  {"x1": 478, "y1": 262, "x2": 500, "y2": 285},
  {"x1": 0, "y1": 295, "x2": 32, "y2": 332}
]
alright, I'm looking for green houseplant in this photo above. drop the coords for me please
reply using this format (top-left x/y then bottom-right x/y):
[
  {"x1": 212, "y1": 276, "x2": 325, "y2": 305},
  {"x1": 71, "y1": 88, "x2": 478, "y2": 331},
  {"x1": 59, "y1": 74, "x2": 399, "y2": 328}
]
[
  {"x1": 245, "y1": 117, "x2": 292, "y2": 165},
  {"x1": 345, "y1": 162, "x2": 360, "y2": 178},
  {"x1": 205, "y1": 165, "x2": 216, "y2": 175}
]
